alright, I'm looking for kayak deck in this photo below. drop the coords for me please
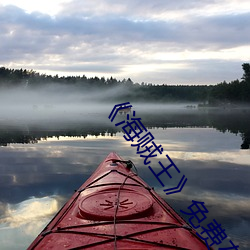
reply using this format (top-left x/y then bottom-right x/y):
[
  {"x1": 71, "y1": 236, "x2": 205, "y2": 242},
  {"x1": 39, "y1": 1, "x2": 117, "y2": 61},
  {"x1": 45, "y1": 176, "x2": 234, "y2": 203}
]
[{"x1": 28, "y1": 152, "x2": 211, "y2": 249}]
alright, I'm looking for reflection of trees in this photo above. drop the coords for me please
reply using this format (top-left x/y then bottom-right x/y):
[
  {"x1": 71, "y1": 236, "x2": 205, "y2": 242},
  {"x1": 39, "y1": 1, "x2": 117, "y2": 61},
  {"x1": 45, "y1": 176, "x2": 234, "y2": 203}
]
[
  {"x1": 0, "y1": 109, "x2": 250, "y2": 149},
  {"x1": 136, "y1": 109, "x2": 250, "y2": 150},
  {"x1": 241, "y1": 134, "x2": 250, "y2": 149},
  {"x1": 0, "y1": 132, "x2": 38, "y2": 146},
  {"x1": 0, "y1": 123, "x2": 119, "y2": 147}
]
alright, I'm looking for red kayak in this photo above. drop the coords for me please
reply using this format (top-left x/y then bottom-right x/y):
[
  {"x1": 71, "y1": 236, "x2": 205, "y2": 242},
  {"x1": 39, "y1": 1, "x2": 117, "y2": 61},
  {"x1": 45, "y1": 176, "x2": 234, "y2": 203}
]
[{"x1": 28, "y1": 152, "x2": 211, "y2": 249}]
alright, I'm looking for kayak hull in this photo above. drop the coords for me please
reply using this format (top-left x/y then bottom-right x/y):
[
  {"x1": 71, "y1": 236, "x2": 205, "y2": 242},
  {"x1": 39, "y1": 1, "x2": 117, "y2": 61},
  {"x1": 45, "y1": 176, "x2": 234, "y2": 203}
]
[{"x1": 28, "y1": 152, "x2": 211, "y2": 249}]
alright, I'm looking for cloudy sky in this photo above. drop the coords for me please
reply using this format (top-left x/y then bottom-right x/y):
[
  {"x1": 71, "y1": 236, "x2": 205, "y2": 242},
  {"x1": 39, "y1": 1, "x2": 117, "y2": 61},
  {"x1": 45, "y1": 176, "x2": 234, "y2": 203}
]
[{"x1": 0, "y1": 0, "x2": 250, "y2": 85}]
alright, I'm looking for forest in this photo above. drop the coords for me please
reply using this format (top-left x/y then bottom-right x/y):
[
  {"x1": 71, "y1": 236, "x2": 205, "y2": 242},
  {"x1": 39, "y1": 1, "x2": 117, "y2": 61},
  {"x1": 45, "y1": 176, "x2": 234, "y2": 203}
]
[{"x1": 0, "y1": 63, "x2": 249, "y2": 104}]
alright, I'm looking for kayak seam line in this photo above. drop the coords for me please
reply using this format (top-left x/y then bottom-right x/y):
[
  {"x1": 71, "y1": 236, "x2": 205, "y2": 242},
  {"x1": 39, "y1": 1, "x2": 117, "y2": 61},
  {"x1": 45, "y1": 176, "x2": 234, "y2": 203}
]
[
  {"x1": 82, "y1": 169, "x2": 152, "y2": 192},
  {"x1": 53, "y1": 224, "x2": 190, "y2": 235},
  {"x1": 83, "y1": 170, "x2": 114, "y2": 189},
  {"x1": 56, "y1": 220, "x2": 182, "y2": 230},
  {"x1": 59, "y1": 225, "x2": 191, "y2": 250},
  {"x1": 80, "y1": 182, "x2": 142, "y2": 190}
]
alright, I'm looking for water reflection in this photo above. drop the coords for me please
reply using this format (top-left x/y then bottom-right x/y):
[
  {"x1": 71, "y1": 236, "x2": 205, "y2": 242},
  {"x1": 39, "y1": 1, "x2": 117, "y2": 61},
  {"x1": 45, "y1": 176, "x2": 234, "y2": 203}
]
[
  {"x1": 0, "y1": 108, "x2": 250, "y2": 249},
  {"x1": 0, "y1": 107, "x2": 250, "y2": 149},
  {"x1": 0, "y1": 196, "x2": 62, "y2": 250}
]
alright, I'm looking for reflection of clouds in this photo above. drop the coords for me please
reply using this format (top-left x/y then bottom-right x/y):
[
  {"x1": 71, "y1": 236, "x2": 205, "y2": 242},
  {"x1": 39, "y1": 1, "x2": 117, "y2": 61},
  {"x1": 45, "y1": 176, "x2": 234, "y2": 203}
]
[
  {"x1": 157, "y1": 187, "x2": 250, "y2": 217},
  {"x1": 0, "y1": 196, "x2": 61, "y2": 250},
  {"x1": 0, "y1": 135, "x2": 135, "y2": 204},
  {"x1": 146, "y1": 157, "x2": 250, "y2": 198},
  {"x1": 4, "y1": 136, "x2": 125, "y2": 176},
  {"x1": 158, "y1": 150, "x2": 250, "y2": 166},
  {"x1": 0, "y1": 196, "x2": 59, "y2": 230},
  {"x1": 117, "y1": 127, "x2": 248, "y2": 165},
  {"x1": 152, "y1": 127, "x2": 242, "y2": 152}
]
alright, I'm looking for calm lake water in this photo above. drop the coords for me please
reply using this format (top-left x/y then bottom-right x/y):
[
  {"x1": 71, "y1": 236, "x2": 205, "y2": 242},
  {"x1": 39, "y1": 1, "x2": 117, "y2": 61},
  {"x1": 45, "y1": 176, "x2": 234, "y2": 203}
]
[{"x1": 0, "y1": 103, "x2": 249, "y2": 249}]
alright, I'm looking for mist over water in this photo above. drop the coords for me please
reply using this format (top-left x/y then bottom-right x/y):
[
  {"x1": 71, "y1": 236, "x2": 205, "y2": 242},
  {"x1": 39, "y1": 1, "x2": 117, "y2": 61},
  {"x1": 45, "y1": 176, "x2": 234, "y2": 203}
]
[
  {"x1": 0, "y1": 85, "x2": 199, "y2": 125},
  {"x1": 0, "y1": 85, "x2": 110, "y2": 122}
]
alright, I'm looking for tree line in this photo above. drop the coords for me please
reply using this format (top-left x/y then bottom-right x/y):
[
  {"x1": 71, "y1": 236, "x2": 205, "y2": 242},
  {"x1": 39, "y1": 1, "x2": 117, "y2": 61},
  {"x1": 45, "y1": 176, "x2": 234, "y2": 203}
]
[{"x1": 0, "y1": 63, "x2": 249, "y2": 104}]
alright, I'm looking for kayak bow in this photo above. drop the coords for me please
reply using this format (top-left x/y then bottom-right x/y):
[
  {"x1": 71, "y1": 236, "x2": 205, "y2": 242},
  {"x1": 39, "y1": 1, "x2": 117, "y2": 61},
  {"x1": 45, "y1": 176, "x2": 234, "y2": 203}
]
[{"x1": 28, "y1": 152, "x2": 211, "y2": 249}]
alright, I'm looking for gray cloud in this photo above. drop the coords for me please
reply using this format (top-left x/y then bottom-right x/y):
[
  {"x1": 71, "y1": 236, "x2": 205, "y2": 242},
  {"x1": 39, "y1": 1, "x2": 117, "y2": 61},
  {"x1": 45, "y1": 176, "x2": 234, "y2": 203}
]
[
  {"x1": 40, "y1": 64, "x2": 121, "y2": 73},
  {"x1": 59, "y1": 0, "x2": 217, "y2": 18},
  {"x1": 3, "y1": 4, "x2": 249, "y2": 47},
  {"x1": 0, "y1": 1, "x2": 249, "y2": 84},
  {"x1": 184, "y1": 13, "x2": 250, "y2": 49},
  {"x1": 3, "y1": 5, "x2": 250, "y2": 46}
]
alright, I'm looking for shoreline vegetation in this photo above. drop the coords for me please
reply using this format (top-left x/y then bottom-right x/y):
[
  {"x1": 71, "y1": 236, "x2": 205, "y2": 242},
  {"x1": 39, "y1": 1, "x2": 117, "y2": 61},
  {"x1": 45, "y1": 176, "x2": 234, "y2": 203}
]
[{"x1": 0, "y1": 63, "x2": 250, "y2": 106}]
